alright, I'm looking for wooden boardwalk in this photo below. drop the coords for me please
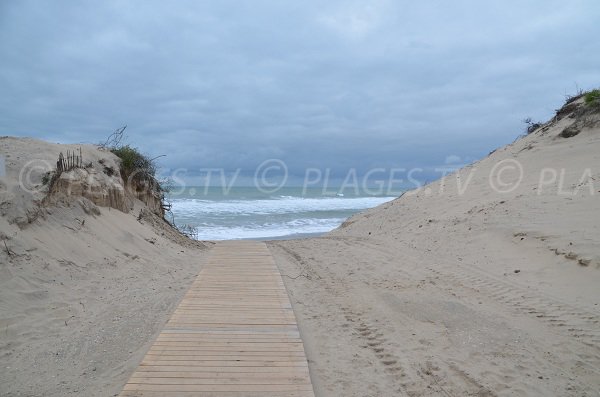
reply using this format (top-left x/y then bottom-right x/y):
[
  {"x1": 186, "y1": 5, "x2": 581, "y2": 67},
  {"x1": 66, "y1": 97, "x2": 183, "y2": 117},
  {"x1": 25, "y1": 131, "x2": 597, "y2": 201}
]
[{"x1": 119, "y1": 241, "x2": 315, "y2": 397}]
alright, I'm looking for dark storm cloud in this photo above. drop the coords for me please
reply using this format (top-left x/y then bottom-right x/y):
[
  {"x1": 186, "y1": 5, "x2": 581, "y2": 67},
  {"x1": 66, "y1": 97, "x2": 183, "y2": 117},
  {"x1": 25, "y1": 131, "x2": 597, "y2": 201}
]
[{"x1": 1, "y1": 0, "x2": 599, "y2": 182}]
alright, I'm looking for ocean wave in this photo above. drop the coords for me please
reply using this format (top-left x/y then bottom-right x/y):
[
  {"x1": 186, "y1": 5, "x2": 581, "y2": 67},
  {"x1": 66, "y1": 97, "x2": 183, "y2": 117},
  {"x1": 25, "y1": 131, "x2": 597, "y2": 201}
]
[
  {"x1": 192, "y1": 217, "x2": 346, "y2": 240},
  {"x1": 171, "y1": 196, "x2": 395, "y2": 217}
]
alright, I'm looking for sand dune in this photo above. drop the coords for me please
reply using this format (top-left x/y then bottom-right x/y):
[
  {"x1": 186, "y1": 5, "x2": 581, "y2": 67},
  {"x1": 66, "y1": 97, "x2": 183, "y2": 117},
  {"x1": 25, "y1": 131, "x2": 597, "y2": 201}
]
[
  {"x1": 269, "y1": 96, "x2": 600, "y2": 396},
  {"x1": 0, "y1": 138, "x2": 209, "y2": 396}
]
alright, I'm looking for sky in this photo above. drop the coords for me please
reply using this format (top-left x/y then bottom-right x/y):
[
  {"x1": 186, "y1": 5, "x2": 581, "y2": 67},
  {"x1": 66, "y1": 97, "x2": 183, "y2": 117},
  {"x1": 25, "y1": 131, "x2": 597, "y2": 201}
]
[{"x1": 1, "y1": 0, "x2": 599, "y2": 186}]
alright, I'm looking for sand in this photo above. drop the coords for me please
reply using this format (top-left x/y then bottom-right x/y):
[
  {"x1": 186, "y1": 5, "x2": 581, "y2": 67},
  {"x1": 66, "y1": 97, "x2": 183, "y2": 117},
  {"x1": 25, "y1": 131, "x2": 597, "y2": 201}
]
[
  {"x1": 269, "y1": 97, "x2": 600, "y2": 396},
  {"x1": 0, "y1": 138, "x2": 210, "y2": 396},
  {"x1": 1, "y1": 95, "x2": 599, "y2": 396}
]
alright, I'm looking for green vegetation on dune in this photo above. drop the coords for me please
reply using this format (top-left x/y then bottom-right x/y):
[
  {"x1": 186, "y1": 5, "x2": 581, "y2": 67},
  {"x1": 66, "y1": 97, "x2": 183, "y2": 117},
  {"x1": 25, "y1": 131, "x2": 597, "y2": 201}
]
[
  {"x1": 584, "y1": 89, "x2": 600, "y2": 105},
  {"x1": 110, "y1": 145, "x2": 157, "y2": 185}
]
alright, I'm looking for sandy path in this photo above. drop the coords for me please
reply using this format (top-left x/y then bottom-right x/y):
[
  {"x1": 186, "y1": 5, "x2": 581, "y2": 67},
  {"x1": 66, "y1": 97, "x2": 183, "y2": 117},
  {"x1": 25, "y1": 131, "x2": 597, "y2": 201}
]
[{"x1": 269, "y1": 236, "x2": 600, "y2": 396}]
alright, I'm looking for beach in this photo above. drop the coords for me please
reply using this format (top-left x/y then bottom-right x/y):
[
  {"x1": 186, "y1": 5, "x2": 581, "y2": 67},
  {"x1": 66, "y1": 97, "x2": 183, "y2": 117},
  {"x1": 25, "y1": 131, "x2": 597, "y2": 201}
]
[
  {"x1": 1, "y1": 95, "x2": 599, "y2": 396},
  {"x1": 2, "y1": 1, "x2": 600, "y2": 395}
]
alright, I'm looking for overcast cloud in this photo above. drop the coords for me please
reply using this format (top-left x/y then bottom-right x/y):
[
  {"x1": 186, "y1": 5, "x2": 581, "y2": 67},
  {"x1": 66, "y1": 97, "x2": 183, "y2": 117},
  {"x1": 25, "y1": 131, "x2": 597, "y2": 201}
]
[{"x1": 1, "y1": 0, "x2": 599, "y2": 184}]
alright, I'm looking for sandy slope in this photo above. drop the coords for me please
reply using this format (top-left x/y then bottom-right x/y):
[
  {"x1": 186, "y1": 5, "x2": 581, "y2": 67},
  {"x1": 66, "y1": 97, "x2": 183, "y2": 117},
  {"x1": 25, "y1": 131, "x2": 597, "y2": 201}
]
[
  {"x1": 269, "y1": 97, "x2": 600, "y2": 396},
  {"x1": 0, "y1": 138, "x2": 210, "y2": 396}
]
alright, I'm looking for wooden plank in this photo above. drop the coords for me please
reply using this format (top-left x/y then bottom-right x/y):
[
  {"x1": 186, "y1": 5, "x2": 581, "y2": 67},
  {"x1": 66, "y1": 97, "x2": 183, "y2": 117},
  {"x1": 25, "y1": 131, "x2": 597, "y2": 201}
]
[
  {"x1": 119, "y1": 241, "x2": 314, "y2": 397},
  {"x1": 122, "y1": 384, "x2": 314, "y2": 392},
  {"x1": 120, "y1": 391, "x2": 315, "y2": 397},
  {"x1": 135, "y1": 365, "x2": 310, "y2": 373},
  {"x1": 127, "y1": 377, "x2": 311, "y2": 385},
  {"x1": 156, "y1": 332, "x2": 301, "y2": 338},
  {"x1": 144, "y1": 353, "x2": 308, "y2": 359},
  {"x1": 147, "y1": 346, "x2": 307, "y2": 352},
  {"x1": 130, "y1": 373, "x2": 311, "y2": 380}
]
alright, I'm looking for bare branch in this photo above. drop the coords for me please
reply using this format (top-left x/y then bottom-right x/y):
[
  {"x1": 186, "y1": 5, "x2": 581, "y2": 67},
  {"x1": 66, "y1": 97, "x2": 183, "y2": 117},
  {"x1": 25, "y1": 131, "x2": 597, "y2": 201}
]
[{"x1": 101, "y1": 125, "x2": 127, "y2": 149}]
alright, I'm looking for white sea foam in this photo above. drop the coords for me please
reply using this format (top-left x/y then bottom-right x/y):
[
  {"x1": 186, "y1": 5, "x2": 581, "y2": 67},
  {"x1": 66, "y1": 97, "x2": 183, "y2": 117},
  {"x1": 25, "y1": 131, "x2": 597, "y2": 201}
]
[
  {"x1": 193, "y1": 218, "x2": 346, "y2": 240},
  {"x1": 171, "y1": 196, "x2": 395, "y2": 217}
]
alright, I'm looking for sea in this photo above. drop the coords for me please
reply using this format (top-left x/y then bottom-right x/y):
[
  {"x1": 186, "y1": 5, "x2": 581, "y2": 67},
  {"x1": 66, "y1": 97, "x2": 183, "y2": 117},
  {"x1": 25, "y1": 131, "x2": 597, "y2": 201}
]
[{"x1": 167, "y1": 187, "x2": 397, "y2": 240}]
